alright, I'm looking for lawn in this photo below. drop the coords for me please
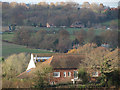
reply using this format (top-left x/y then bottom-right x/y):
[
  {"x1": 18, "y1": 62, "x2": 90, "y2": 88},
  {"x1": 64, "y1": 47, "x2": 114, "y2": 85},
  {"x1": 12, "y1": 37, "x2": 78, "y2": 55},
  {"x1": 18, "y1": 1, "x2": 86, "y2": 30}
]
[{"x1": 2, "y1": 42, "x2": 53, "y2": 57}]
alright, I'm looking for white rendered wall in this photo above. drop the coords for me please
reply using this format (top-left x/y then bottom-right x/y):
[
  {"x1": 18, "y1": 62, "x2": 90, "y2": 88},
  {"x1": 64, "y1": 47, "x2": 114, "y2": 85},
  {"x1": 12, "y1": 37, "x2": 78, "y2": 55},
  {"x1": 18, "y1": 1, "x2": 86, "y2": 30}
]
[{"x1": 26, "y1": 54, "x2": 36, "y2": 71}]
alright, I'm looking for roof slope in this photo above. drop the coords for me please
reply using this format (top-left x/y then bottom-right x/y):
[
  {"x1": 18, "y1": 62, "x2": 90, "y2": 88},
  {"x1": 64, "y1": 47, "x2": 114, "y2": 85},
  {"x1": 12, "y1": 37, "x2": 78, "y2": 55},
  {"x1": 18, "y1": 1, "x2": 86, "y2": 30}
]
[{"x1": 50, "y1": 54, "x2": 85, "y2": 69}]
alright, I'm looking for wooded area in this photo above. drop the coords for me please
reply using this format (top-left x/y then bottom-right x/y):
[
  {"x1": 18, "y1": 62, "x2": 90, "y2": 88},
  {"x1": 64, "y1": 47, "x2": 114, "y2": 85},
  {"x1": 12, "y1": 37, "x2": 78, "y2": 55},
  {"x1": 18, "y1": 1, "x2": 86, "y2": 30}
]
[
  {"x1": 2, "y1": 2, "x2": 118, "y2": 28},
  {"x1": 13, "y1": 27, "x2": 118, "y2": 52}
]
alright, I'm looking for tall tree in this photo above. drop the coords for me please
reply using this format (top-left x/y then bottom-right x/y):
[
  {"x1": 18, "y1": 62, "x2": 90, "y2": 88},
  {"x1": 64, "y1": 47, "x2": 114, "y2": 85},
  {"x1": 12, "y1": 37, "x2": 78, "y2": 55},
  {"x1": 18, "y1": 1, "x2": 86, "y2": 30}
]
[
  {"x1": 57, "y1": 29, "x2": 71, "y2": 52},
  {"x1": 14, "y1": 27, "x2": 32, "y2": 46},
  {"x1": 101, "y1": 30, "x2": 118, "y2": 48},
  {"x1": 80, "y1": 9, "x2": 95, "y2": 27},
  {"x1": 87, "y1": 28, "x2": 95, "y2": 43},
  {"x1": 75, "y1": 29, "x2": 87, "y2": 45},
  {"x1": 2, "y1": 53, "x2": 30, "y2": 79}
]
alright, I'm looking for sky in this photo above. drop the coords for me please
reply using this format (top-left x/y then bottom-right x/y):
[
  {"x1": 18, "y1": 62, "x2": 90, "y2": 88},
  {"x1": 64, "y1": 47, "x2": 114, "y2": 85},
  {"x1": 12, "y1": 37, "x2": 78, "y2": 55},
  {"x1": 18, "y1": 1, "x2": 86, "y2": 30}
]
[{"x1": 1, "y1": 0, "x2": 119, "y2": 7}]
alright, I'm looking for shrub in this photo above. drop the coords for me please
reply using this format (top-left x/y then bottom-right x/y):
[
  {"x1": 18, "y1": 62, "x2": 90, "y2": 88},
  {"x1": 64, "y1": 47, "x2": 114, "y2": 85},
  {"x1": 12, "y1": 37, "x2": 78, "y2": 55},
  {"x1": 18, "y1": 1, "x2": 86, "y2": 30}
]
[
  {"x1": 2, "y1": 53, "x2": 30, "y2": 79},
  {"x1": 78, "y1": 68, "x2": 89, "y2": 84},
  {"x1": 33, "y1": 64, "x2": 53, "y2": 88}
]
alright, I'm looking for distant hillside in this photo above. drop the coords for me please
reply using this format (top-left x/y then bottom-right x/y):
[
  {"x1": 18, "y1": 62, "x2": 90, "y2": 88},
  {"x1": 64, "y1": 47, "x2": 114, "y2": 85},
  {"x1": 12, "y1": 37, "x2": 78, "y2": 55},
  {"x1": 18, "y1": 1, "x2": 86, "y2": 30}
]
[{"x1": 2, "y1": 2, "x2": 118, "y2": 27}]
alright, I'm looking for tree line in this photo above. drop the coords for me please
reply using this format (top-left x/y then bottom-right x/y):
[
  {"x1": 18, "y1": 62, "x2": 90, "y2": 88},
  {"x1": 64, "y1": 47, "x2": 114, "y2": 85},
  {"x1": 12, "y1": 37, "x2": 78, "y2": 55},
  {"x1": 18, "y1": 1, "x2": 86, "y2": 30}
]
[
  {"x1": 13, "y1": 28, "x2": 118, "y2": 52},
  {"x1": 2, "y1": 2, "x2": 118, "y2": 27}
]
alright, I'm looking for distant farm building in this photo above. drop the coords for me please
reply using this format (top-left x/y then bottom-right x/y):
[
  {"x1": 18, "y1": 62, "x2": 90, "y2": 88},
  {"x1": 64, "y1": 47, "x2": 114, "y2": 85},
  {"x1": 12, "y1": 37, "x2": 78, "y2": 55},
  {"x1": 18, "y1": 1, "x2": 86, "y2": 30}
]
[{"x1": 70, "y1": 21, "x2": 84, "y2": 28}]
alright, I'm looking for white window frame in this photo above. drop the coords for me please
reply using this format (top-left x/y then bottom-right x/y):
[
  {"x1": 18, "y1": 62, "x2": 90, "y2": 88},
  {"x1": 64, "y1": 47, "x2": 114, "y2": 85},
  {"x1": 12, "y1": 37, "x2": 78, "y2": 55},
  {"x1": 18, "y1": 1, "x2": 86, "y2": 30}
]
[
  {"x1": 92, "y1": 72, "x2": 98, "y2": 77},
  {"x1": 74, "y1": 71, "x2": 78, "y2": 79},
  {"x1": 64, "y1": 72, "x2": 66, "y2": 77},
  {"x1": 53, "y1": 72, "x2": 60, "y2": 77},
  {"x1": 68, "y1": 72, "x2": 71, "y2": 77}
]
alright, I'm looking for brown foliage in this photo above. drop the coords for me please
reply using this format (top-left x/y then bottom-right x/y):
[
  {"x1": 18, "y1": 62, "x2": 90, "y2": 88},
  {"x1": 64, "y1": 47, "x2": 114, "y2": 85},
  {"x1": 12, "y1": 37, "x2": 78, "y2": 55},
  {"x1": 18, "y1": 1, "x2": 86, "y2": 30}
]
[
  {"x1": 67, "y1": 43, "x2": 118, "y2": 69},
  {"x1": 57, "y1": 30, "x2": 71, "y2": 52},
  {"x1": 75, "y1": 29, "x2": 87, "y2": 45},
  {"x1": 14, "y1": 28, "x2": 32, "y2": 45},
  {"x1": 2, "y1": 78, "x2": 33, "y2": 88},
  {"x1": 101, "y1": 30, "x2": 118, "y2": 48}
]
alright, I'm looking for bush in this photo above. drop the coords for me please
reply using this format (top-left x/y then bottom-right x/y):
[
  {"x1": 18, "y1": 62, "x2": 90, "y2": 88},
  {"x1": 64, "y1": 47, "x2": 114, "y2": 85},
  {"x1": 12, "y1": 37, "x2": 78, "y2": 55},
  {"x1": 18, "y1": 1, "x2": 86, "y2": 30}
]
[
  {"x1": 33, "y1": 64, "x2": 53, "y2": 88},
  {"x1": 2, "y1": 78, "x2": 33, "y2": 88},
  {"x1": 78, "y1": 68, "x2": 89, "y2": 84},
  {"x1": 2, "y1": 53, "x2": 30, "y2": 79}
]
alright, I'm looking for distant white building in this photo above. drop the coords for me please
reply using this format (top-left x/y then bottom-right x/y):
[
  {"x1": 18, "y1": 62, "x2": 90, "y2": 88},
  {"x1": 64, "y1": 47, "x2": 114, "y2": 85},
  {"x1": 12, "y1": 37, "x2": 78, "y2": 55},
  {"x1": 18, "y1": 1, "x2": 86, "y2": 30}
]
[{"x1": 46, "y1": 23, "x2": 56, "y2": 28}]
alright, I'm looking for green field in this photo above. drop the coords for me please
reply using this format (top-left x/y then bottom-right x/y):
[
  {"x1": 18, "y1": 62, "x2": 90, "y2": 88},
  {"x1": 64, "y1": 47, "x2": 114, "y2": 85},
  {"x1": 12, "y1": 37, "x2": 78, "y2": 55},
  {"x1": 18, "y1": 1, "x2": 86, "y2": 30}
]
[
  {"x1": 2, "y1": 32, "x2": 14, "y2": 42},
  {"x1": 2, "y1": 42, "x2": 53, "y2": 57},
  {"x1": 101, "y1": 19, "x2": 118, "y2": 26},
  {"x1": 32, "y1": 27, "x2": 104, "y2": 35}
]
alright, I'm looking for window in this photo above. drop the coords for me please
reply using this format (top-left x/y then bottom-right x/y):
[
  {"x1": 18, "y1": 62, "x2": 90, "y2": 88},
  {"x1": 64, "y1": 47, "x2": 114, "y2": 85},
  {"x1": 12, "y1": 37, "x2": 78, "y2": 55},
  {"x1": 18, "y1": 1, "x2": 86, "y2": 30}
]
[
  {"x1": 53, "y1": 72, "x2": 60, "y2": 77},
  {"x1": 38, "y1": 59, "x2": 40, "y2": 62},
  {"x1": 68, "y1": 72, "x2": 71, "y2": 77},
  {"x1": 92, "y1": 72, "x2": 98, "y2": 77},
  {"x1": 64, "y1": 72, "x2": 66, "y2": 77},
  {"x1": 74, "y1": 71, "x2": 78, "y2": 79}
]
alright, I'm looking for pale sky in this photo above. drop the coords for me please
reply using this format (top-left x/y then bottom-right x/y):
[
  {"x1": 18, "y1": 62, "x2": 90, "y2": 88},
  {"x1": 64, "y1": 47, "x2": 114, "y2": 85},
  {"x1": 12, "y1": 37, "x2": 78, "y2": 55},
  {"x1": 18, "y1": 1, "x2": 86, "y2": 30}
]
[{"x1": 1, "y1": 0, "x2": 119, "y2": 7}]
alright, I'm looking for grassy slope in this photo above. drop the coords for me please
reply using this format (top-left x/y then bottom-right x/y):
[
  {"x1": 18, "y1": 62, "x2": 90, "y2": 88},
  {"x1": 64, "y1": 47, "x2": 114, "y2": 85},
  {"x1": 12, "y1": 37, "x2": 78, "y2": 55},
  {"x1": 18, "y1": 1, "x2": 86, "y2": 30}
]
[
  {"x1": 2, "y1": 32, "x2": 14, "y2": 42},
  {"x1": 2, "y1": 42, "x2": 53, "y2": 57},
  {"x1": 101, "y1": 19, "x2": 118, "y2": 26}
]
